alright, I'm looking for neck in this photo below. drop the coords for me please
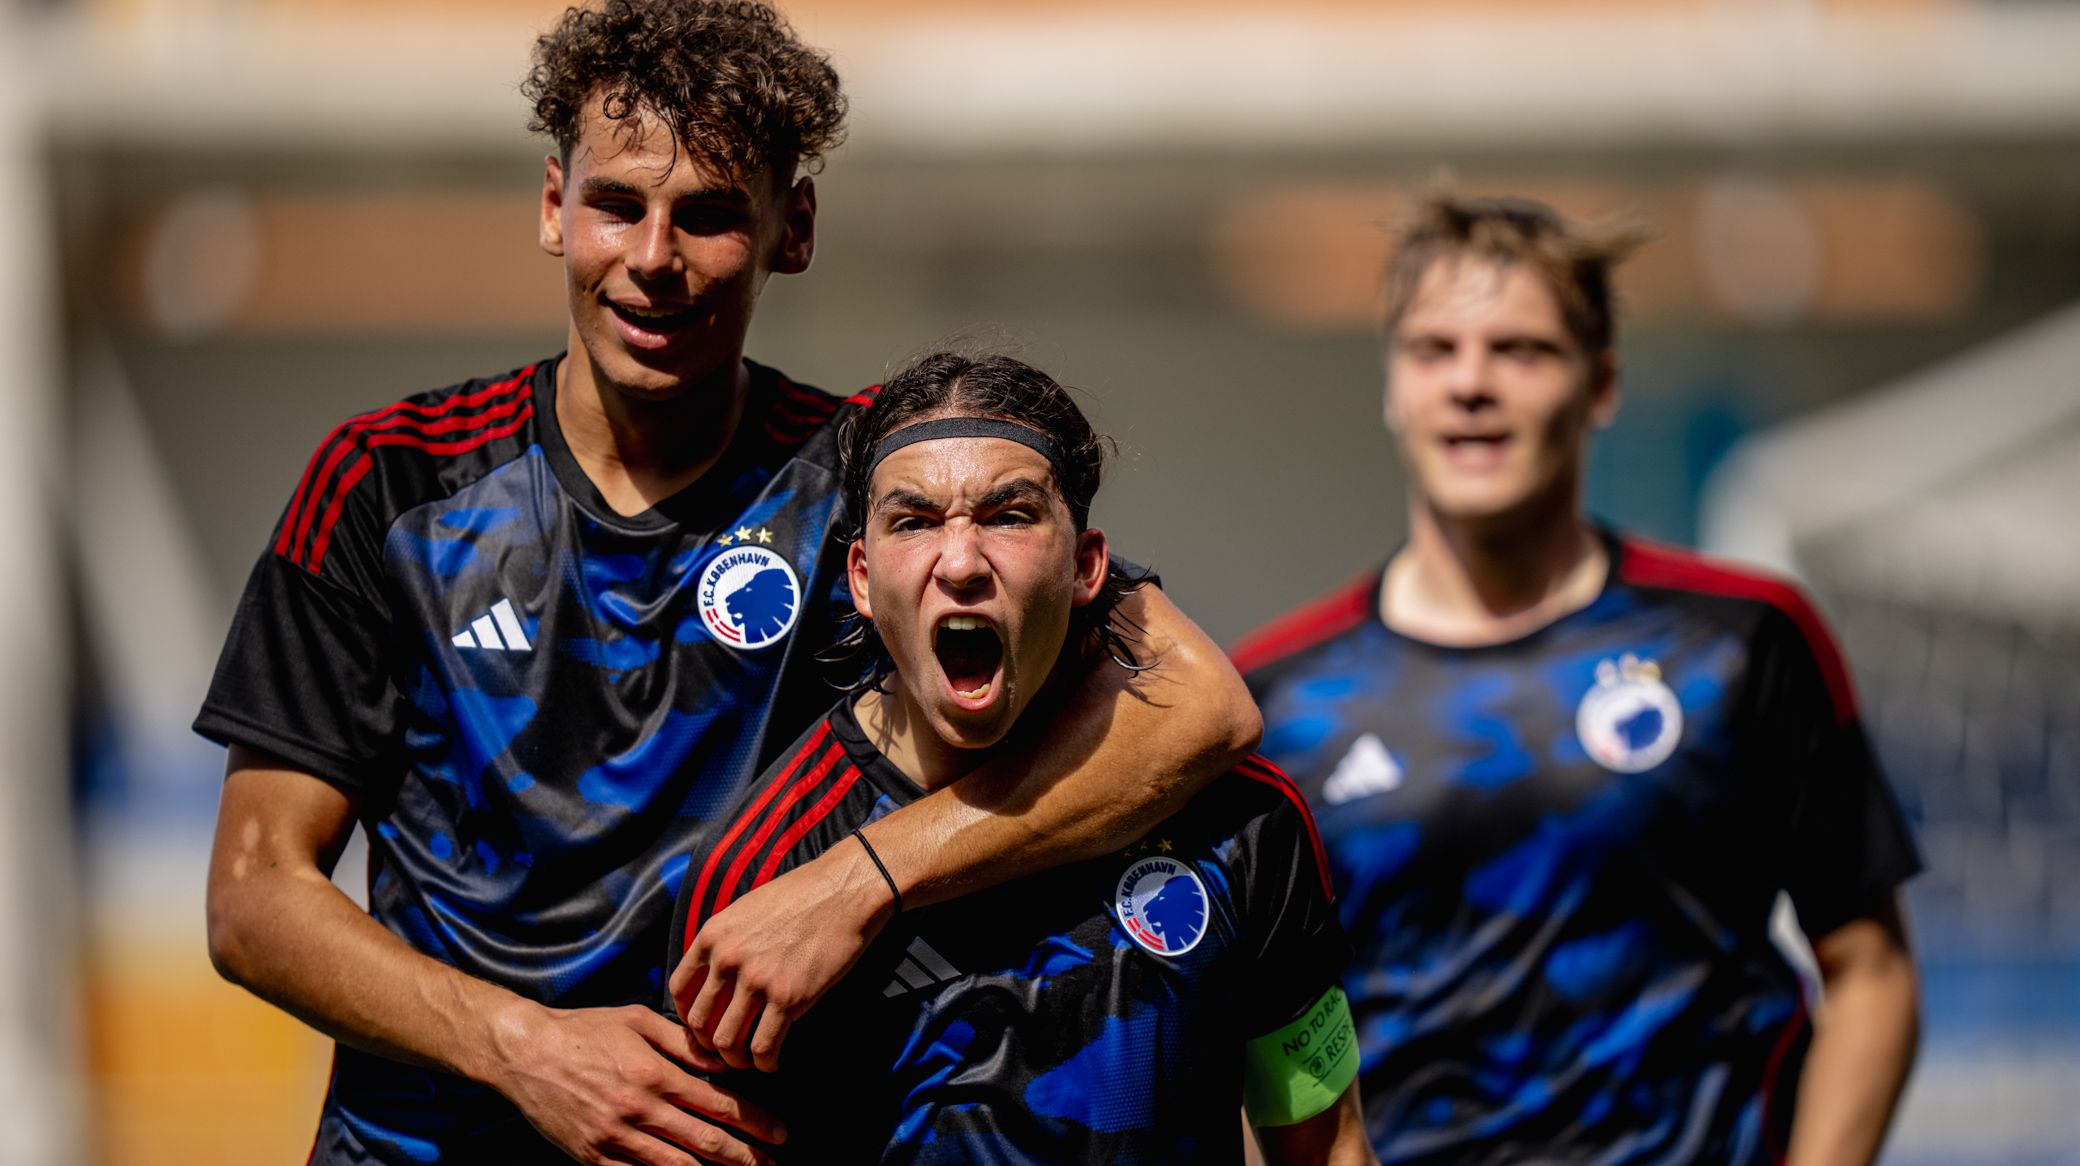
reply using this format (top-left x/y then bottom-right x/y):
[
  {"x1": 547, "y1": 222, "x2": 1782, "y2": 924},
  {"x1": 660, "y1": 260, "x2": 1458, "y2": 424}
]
[
  {"x1": 555, "y1": 346, "x2": 753, "y2": 516},
  {"x1": 1384, "y1": 485, "x2": 1606, "y2": 646},
  {"x1": 854, "y1": 687, "x2": 986, "y2": 793}
]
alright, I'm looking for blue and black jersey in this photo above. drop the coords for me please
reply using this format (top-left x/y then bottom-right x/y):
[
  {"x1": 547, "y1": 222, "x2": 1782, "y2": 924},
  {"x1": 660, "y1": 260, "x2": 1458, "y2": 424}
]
[
  {"x1": 195, "y1": 355, "x2": 872, "y2": 1165},
  {"x1": 1234, "y1": 531, "x2": 1920, "y2": 1166},
  {"x1": 669, "y1": 698, "x2": 1350, "y2": 1164}
]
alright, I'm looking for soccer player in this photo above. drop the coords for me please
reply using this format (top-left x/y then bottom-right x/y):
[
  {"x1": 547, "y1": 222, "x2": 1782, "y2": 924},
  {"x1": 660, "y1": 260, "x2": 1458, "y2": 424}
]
[
  {"x1": 195, "y1": 5, "x2": 1259, "y2": 1164},
  {"x1": 671, "y1": 351, "x2": 1374, "y2": 1164},
  {"x1": 1232, "y1": 195, "x2": 1921, "y2": 1166}
]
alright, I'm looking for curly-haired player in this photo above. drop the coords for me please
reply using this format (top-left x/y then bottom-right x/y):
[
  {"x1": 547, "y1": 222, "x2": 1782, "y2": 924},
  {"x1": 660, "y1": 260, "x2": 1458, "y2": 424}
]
[{"x1": 197, "y1": 5, "x2": 1261, "y2": 1165}]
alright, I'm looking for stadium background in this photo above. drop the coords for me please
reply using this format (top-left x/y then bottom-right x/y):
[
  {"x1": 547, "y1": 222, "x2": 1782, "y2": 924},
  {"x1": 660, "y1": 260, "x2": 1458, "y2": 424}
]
[{"x1": 0, "y1": 0, "x2": 2072, "y2": 1161}]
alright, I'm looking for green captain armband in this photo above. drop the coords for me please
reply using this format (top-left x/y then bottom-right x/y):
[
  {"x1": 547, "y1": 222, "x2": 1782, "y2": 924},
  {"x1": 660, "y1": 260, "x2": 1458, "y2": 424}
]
[{"x1": 1242, "y1": 984, "x2": 1359, "y2": 1127}]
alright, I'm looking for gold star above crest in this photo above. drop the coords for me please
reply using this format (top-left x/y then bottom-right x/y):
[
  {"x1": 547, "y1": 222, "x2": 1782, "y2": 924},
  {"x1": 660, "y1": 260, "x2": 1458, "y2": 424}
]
[
  {"x1": 1156, "y1": 838, "x2": 1174, "y2": 854},
  {"x1": 757, "y1": 527, "x2": 774, "y2": 545},
  {"x1": 735, "y1": 526, "x2": 754, "y2": 542},
  {"x1": 716, "y1": 534, "x2": 734, "y2": 547}
]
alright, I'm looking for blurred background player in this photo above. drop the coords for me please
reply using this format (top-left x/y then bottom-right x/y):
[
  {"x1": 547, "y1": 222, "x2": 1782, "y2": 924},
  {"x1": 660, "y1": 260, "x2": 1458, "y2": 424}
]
[
  {"x1": 671, "y1": 351, "x2": 1372, "y2": 1164},
  {"x1": 1232, "y1": 195, "x2": 1922, "y2": 1166},
  {"x1": 193, "y1": 3, "x2": 1257, "y2": 1163}
]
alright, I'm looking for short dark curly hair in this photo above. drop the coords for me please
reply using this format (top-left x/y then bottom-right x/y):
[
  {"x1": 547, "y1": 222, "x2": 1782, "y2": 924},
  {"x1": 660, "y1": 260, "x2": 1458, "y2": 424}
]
[
  {"x1": 524, "y1": 0, "x2": 847, "y2": 183},
  {"x1": 819, "y1": 351, "x2": 1152, "y2": 692}
]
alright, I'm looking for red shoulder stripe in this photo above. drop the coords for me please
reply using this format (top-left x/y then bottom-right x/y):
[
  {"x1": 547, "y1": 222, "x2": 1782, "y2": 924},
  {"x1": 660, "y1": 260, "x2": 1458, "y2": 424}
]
[
  {"x1": 763, "y1": 383, "x2": 846, "y2": 448},
  {"x1": 1230, "y1": 570, "x2": 1379, "y2": 676},
  {"x1": 301, "y1": 402, "x2": 536, "y2": 574},
  {"x1": 709, "y1": 741, "x2": 852, "y2": 918},
  {"x1": 276, "y1": 369, "x2": 532, "y2": 569},
  {"x1": 1235, "y1": 755, "x2": 1335, "y2": 903},
  {"x1": 275, "y1": 369, "x2": 532, "y2": 561},
  {"x1": 843, "y1": 385, "x2": 880, "y2": 408},
  {"x1": 684, "y1": 722, "x2": 833, "y2": 947},
  {"x1": 1618, "y1": 537, "x2": 1859, "y2": 725},
  {"x1": 772, "y1": 384, "x2": 840, "y2": 416},
  {"x1": 751, "y1": 762, "x2": 867, "y2": 888}
]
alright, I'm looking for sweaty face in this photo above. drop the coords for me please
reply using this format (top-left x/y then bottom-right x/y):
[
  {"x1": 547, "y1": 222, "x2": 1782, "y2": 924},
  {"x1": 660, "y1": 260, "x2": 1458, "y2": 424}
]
[
  {"x1": 1384, "y1": 257, "x2": 1613, "y2": 526},
  {"x1": 538, "y1": 98, "x2": 813, "y2": 402},
  {"x1": 848, "y1": 435, "x2": 1107, "y2": 752}
]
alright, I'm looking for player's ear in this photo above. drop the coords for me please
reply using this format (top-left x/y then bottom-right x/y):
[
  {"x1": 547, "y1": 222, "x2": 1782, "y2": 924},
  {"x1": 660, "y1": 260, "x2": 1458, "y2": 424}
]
[
  {"x1": 770, "y1": 175, "x2": 816, "y2": 275},
  {"x1": 1380, "y1": 343, "x2": 1405, "y2": 435},
  {"x1": 540, "y1": 154, "x2": 567, "y2": 258},
  {"x1": 1588, "y1": 352, "x2": 1620, "y2": 430},
  {"x1": 847, "y1": 538, "x2": 873, "y2": 620},
  {"x1": 1071, "y1": 528, "x2": 1108, "y2": 607}
]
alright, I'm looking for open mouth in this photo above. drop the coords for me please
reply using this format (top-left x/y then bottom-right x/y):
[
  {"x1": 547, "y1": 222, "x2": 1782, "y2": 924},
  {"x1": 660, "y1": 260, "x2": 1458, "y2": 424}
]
[
  {"x1": 934, "y1": 614, "x2": 1004, "y2": 702},
  {"x1": 1442, "y1": 432, "x2": 1512, "y2": 463},
  {"x1": 606, "y1": 300, "x2": 699, "y2": 336}
]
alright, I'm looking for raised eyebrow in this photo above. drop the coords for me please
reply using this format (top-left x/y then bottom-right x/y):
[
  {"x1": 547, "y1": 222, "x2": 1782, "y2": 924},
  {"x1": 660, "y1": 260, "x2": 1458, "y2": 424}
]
[{"x1": 979, "y1": 479, "x2": 1054, "y2": 510}]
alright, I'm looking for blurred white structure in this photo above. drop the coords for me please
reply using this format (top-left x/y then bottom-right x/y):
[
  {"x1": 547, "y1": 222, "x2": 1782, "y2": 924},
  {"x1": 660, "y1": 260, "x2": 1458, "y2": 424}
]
[
  {"x1": 1703, "y1": 301, "x2": 2080, "y2": 627},
  {"x1": 22, "y1": 3, "x2": 2080, "y2": 153}
]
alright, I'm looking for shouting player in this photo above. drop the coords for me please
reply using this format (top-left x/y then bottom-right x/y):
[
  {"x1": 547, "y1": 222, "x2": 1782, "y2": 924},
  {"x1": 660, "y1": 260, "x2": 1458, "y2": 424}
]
[
  {"x1": 672, "y1": 351, "x2": 1374, "y2": 1164},
  {"x1": 196, "y1": 4, "x2": 1259, "y2": 1164},
  {"x1": 1233, "y1": 195, "x2": 1921, "y2": 1166}
]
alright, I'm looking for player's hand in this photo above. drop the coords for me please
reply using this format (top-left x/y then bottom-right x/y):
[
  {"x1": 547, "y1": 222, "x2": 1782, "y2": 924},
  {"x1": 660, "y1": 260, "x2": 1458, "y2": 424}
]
[
  {"x1": 671, "y1": 839, "x2": 895, "y2": 1072},
  {"x1": 485, "y1": 1001, "x2": 783, "y2": 1166}
]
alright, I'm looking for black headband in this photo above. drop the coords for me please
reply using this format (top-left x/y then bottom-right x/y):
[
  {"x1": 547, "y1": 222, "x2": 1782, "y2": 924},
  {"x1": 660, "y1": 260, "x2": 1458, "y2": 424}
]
[{"x1": 865, "y1": 417, "x2": 1065, "y2": 485}]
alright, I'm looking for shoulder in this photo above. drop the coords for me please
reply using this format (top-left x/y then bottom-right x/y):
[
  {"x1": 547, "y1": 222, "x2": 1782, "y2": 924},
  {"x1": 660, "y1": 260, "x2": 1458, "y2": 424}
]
[
  {"x1": 272, "y1": 361, "x2": 545, "y2": 579},
  {"x1": 1230, "y1": 568, "x2": 1382, "y2": 681},
  {"x1": 1614, "y1": 533, "x2": 1858, "y2": 722},
  {"x1": 682, "y1": 708, "x2": 869, "y2": 922},
  {"x1": 755, "y1": 364, "x2": 878, "y2": 469},
  {"x1": 1191, "y1": 756, "x2": 1335, "y2": 901}
]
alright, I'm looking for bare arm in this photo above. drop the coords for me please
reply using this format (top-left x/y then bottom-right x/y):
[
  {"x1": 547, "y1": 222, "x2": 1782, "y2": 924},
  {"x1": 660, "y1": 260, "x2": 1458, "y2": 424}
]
[
  {"x1": 207, "y1": 746, "x2": 784, "y2": 1166},
  {"x1": 1784, "y1": 895, "x2": 1919, "y2": 1166},
  {"x1": 1254, "y1": 1085, "x2": 1377, "y2": 1166},
  {"x1": 675, "y1": 583, "x2": 1260, "y2": 1068}
]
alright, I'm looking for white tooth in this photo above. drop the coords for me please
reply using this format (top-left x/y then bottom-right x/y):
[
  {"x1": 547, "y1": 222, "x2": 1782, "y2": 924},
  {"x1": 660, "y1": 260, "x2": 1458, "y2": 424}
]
[
  {"x1": 943, "y1": 615, "x2": 986, "y2": 631},
  {"x1": 953, "y1": 682, "x2": 992, "y2": 699}
]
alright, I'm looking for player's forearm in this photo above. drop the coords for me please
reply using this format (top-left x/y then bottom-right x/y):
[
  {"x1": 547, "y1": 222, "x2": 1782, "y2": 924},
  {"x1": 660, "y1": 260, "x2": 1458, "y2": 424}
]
[
  {"x1": 1256, "y1": 1085, "x2": 1376, "y2": 1166},
  {"x1": 207, "y1": 759, "x2": 545, "y2": 1090},
  {"x1": 207, "y1": 861, "x2": 540, "y2": 1085},
  {"x1": 1785, "y1": 921, "x2": 1919, "y2": 1166},
  {"x1": 862, "y1": 584, "x2": 1259, "y2": 909}
]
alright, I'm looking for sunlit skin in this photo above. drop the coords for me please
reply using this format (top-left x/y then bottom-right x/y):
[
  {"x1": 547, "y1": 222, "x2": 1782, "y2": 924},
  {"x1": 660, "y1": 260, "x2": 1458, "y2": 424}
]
[
  {"x1": 539, "y1": 97, "x2": 816, "y2": 511},
  {"x1": 1379, "y1": 256, "x2": 1617, "y2": 644},
  {"x1": 847, "y1": 434, "x2": 1108, "y2": 791},
  {"x1": 1385, "y1": 256, "x2": 1616, "y2": 531}
]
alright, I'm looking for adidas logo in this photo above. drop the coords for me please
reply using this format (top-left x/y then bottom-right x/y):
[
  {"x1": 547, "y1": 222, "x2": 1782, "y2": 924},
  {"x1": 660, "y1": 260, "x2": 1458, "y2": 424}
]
[
  {"x1": 1322, "y1": 732, "x2": 1403, "y2": 805},
  {"x1": 450, "y1": 598, "x2": 532, "y2": 652},
  {"x1": 882, "y1": 936, "x2": 961, "y2": 997}
]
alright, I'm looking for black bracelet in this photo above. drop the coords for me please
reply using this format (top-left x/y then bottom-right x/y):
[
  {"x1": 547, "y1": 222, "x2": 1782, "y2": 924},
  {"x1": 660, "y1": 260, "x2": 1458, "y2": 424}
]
[{"x1": 852, "y1": 828, "x2": 903, "y2": 916}]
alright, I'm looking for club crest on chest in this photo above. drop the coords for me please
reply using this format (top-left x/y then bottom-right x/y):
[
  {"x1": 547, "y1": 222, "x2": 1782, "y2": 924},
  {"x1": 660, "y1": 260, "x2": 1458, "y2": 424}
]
[
  {"x1": 1576, "y1": 653, "x2": 1683, "y2": 774},
  {"x1": 698, "y1": 528, "x2": 800, "y2": 652}
]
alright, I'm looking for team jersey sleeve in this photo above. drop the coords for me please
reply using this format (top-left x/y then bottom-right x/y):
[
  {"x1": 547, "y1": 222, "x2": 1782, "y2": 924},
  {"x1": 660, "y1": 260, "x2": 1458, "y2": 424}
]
[
  {"x1": 1232, "y1": 761, "x2": 1352, "y2": 1035},
  {"x1": 1230, "y1": 759, "x2": 1357, "y2": 1126},
  {"x1": 193, "y1": 443, "x2": 406, "y2": 799},
  {"x1": 1750, "y1": 604, "x2": 1922, "y2": 939}
]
